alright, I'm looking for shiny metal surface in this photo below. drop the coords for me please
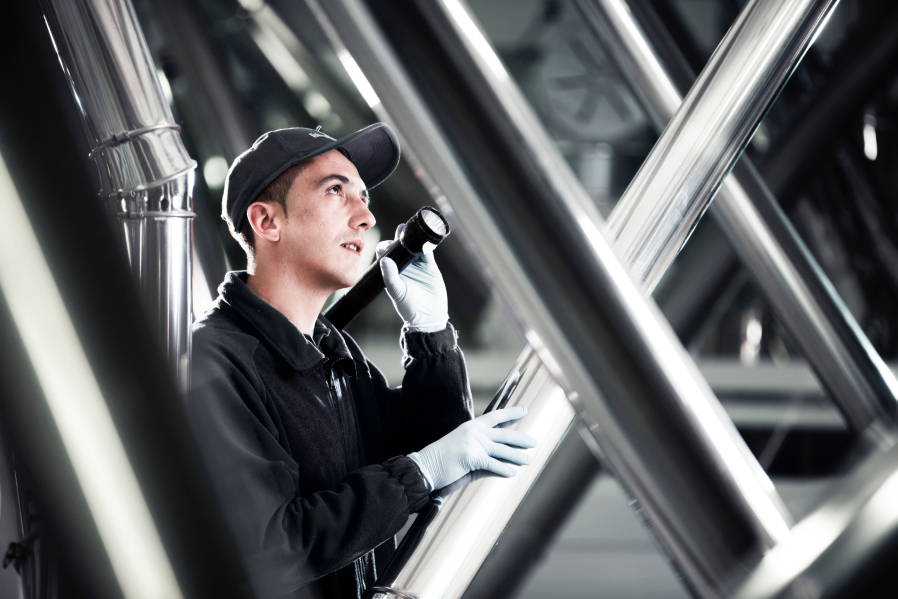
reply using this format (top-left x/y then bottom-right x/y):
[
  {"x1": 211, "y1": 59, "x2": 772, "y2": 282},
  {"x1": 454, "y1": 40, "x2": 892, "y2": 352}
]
[
  {"x1": 0, "y1": 5, "x2": 251, "y2": 595},
  {"x1": 117, "y1": 176, "x2": 195, "y2": 390},
  {"x1": 372, "y1": 349, "x2": 575, "y2": 599},
  {"x1": 40, "y1": 0, "x2": 195, "y2": 195},
  {"x1": 0, "y1": 147, "x2": 183, "y2": 599},
  {"x1": 463, "y1": 427, "x2": 602, "y2": 599},
  {"x1": 732, "y1": 444, "x2": 898, "y2": 599},
  {"x1": 714, "y1": 164, "x2": 898, "y2": 442},
  {"x1": 310, "y1": 0, "x2": 792, "y2": 597},
  {"x1": 41, "y1": 0, "x2": 197, "y2": 389},
  {"x1": 576, "y1": 0, "x2": 898, "y2": 441},
  {"x1": 603, "y1": 0, "x2": 840, "y2": 292}
]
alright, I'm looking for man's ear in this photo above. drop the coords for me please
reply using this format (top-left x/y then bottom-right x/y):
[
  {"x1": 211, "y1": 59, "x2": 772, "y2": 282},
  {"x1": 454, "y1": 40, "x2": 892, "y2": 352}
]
[{"x1": 246, "y1": 201, "x2": 282, "y2": 244}]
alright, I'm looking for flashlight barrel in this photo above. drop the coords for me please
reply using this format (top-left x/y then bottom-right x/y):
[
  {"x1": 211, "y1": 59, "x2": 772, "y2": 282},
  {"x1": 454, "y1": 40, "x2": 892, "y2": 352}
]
[{"x1": 324, "y1": 207, "x2": 449, "y2": 330}]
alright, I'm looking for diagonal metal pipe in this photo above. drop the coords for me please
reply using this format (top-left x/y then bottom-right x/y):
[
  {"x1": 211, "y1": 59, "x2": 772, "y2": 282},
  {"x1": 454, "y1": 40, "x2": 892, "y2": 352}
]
[
  {"x1": 759, "y1": 1, "x2": 898, "y2": 202},
  {"x1": 303, "y1": 0, "x2": 838, "y2": 596},
  {"x1": 475, "y1": 2, "x2": 898, "y2": 592},
  {"x1": 40, "y1": 0, "x2": 197, "y2": 392},
  {"x1": 602, "y1": 0, "x2": 839, "y2": 292},
  {"x1": 732, "y1": 442, "x2": 898, "y2": 598},
  {"x1": 576, "y1": 0, "x2": 898, "y2": 442}
]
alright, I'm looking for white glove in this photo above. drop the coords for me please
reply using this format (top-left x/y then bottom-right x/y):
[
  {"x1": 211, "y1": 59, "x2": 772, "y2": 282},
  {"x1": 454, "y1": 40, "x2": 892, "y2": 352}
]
[
  {"x1": 378, "y1": 224, "x2": 449, "y2": 332},
  {"x1": 407, "y1": 406, "x2": 537, "y2": 491}
]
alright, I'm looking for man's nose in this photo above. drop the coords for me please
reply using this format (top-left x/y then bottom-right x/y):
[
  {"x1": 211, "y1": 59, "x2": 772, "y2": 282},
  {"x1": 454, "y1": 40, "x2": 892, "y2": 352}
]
[{"x1": 352, "y1": 196, "x2": 376, "y2": 231}]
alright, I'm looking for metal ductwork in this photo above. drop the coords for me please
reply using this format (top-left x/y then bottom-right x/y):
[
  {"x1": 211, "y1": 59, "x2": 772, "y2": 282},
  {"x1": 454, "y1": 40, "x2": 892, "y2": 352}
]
[
  {"x1": 471, "y1": 0, "x2": 898, "y2": 591},
  {"x1": 576, "y1": 0, "x2": 898, "y2": 445},
  {"x1": 40, "y1": 0, "x2": 196, "y2": 391},
  {"x1": 306, "y1": 0, "x2": 840, "y2": 597},
  {"x1": 601, "y1": 0, "x2": 838, "y2": 291},
  {"x1": 733, "y1": 442, "x2": 898, "y2": 598},
  {"x1": 0, "y1": 0, "x2": 252, "y2": 596}
]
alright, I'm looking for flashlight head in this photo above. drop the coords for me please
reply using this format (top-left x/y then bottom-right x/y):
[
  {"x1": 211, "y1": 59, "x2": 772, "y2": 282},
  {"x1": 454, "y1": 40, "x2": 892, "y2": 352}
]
[{"x1": 401, "y1": 206, "x2": 450, "y2": 253}]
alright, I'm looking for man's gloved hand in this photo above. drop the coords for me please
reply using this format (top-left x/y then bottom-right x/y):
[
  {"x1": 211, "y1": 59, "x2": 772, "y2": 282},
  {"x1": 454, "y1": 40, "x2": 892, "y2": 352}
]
[
  {"x1": 378, "y1": 224, "x2": 448, "y2": 333},
  {"x1": 407, "y1": 406, "x2": 538, "y2": 491}
]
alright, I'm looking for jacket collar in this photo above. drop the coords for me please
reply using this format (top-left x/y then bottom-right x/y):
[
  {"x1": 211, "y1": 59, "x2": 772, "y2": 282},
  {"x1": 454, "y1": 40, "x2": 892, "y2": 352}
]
[{"x1": 217, "y1": 271, "x2": 355, "y2": 375}]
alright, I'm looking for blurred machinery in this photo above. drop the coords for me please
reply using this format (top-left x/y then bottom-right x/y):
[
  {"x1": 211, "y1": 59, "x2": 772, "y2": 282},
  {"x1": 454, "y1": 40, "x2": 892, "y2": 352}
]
[{"x1": 2, "y1": 0, "x2": 898, "y2": 598}]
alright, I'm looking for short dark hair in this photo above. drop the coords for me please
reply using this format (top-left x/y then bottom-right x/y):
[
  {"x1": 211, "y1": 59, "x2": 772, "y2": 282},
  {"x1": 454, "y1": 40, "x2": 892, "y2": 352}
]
[{"x1": 237, "y1": 161, "x2": 309, "y2": 255}]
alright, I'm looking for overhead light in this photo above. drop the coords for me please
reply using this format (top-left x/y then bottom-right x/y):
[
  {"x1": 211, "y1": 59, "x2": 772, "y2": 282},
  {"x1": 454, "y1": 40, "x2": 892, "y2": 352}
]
[
  {"x1": 251, "y1": 25, "x2": 310, "y2": 93},
  {"x1": 203, "y1": 156, "x2": 229, "y2": 189},
  {"x1": 303, "y1": 90, "x2": 333, "y2": 120},
  {"x1": 337, "y1": 49, "x2": 380, "y2": 108},
  {"x1": 863, "y1": 114, "x2": 878, "y2": 161}
]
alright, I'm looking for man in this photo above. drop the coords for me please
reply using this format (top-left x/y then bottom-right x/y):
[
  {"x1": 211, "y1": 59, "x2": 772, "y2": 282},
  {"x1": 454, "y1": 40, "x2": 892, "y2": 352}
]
[{"x1": 189, "y1": 123, "x2": 536, "y2": 599}]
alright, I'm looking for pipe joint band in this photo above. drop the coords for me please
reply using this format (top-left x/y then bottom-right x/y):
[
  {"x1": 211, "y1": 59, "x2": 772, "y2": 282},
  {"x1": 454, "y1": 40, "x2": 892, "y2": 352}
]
[
  {"x1": 116, "y1": 210, "x2": 196, "y2": 219},
  {"x1": 89, "y1": 124, "x2": 184, "y2": 159}
]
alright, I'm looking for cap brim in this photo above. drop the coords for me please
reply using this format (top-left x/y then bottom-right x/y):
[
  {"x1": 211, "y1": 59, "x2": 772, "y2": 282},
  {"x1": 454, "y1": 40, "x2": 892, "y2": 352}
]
[{"x1": 314, "y1": 122, "x2": 401, "y2": 190}]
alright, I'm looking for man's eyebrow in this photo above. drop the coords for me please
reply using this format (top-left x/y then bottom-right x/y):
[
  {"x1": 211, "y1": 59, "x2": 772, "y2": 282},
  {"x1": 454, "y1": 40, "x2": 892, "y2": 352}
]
[{"x1": 315, "y1": 174, "x2": 350, "y2": 187}]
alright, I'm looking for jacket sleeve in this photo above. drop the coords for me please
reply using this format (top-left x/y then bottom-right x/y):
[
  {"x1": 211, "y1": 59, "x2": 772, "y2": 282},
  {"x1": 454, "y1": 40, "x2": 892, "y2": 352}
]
[
  {"x1": 189, "y1": 331, "x2": 431, "y2": 596},
  {"x1": 370, "y1": 324, "x2": 475, "y2": 457}
]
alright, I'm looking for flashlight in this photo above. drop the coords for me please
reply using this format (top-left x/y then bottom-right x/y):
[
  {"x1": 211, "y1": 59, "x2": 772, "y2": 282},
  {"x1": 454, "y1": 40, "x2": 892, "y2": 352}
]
[{"x1": 325, "y1": 206, "x2": 451, "y2": 330}]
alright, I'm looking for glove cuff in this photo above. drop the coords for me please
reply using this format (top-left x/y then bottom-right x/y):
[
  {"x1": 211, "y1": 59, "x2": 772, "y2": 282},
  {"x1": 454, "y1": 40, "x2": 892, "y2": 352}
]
[
  {"x1": 405, "y1": 319, "x2": 449, "y2": 333},
  {"x1": 406, "y1": 452, "x2": 434, "y2": 492}
]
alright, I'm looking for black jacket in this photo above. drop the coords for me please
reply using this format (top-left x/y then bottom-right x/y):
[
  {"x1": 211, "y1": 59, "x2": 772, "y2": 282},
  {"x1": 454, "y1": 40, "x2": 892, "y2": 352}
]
[{"x1": 189, "y1": 272, "x2": 473, "y2": 599}]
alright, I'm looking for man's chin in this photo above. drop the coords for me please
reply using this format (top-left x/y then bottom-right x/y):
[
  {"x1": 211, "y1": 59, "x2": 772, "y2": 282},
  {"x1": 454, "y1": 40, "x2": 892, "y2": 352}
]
[
  {"x1": 319, "y1": 262, "x2": 362, "y2": 295},
  {"x1": 342, "y1": 270, "x2": 362, "y2": 289},
  {"x1": 331, "y1": 271, "x2": 360, "y2": 293}
]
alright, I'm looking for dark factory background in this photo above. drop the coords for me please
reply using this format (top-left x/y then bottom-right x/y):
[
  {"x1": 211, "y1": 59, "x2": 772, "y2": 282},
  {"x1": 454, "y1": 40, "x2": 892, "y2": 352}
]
[{"x1": 1, "y1": 0, "x2": 897, "y2": 598}]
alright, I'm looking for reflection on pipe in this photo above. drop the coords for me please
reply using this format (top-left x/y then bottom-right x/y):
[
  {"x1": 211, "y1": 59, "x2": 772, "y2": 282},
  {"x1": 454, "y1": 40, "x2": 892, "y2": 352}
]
[
  {"x1": 604, "y1": 0, "x2": 841, "y2": 292},
  {"x1": 733, "y1": 444, "x2": 898, "y2": 598},
  {"x1": 370, "y1": 349, "x2": 575, "y2": 599},
  {"x1": 310, "y1": 0, "x2": 792, "y2": 597},
  {"x1": 41, "y1": 0, "x2": 197, "y2": 391},
  {"x1": 576, "y1": 0, "x2": 898, "y2": 441},
  {"x1": 0, "y1": 153, "x2": 182, "y2": 599}
]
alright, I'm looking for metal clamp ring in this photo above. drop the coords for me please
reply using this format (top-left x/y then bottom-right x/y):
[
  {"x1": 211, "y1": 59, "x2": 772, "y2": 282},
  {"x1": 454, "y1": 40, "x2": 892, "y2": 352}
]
[
  {"x1": 116, "y1": 210, "x2": 197, "y2": 219},
  {"x1": 89, "y1": 124, "x2": 183, "y2": 159}
]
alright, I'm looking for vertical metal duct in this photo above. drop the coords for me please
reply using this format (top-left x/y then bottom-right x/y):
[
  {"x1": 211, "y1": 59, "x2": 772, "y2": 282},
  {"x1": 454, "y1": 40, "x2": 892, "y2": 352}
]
[
  {"x1": 40, "y1": 0, "x2": 196, "y2": 391},
  {"x1": 576, "y1": 0, "x2": 898, "y2": 443},
  {"x1": 0, "y1": 1, "x2": 253, "y2": 596},
  {"x1": 302, "y1": 0, "x2": 854, "y2": 596}
]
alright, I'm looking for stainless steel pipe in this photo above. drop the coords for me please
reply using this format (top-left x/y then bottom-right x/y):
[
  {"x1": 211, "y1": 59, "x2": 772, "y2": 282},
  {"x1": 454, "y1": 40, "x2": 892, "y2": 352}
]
[
  {"x1": 309, "y1": 0, "x2": 799, "y2": 596},
  {"x1": 41, "y1": 0, "x2": 197, "y2": 391},
  {"x1": 372, "y1": 348, "x2": 576, "y2": 599},
  {"x1": 732, "y1": 443, "x2": 898, "y2": 599},
  {"x1": 575, "y1": 0, "x2": 898, "y2": 442},
  {"x1": 603, "y1": 0, "x2": 840, "y2": 292},
  {"x1": 0, "y1": 3, "x2": 251, "y2": 596}
]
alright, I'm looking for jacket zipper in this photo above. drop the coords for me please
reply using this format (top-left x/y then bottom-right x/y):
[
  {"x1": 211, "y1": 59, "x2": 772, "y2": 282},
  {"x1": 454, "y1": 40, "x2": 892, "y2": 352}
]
[
  {"x1": 326, "y1": 362, "x2": 350, "y2": 474},
  {"x1": 327, "y1": 361, "x2": 368, "y2": 586}
]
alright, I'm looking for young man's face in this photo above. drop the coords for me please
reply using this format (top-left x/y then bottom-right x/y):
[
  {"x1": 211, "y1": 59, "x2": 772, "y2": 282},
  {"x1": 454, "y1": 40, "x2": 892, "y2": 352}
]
[{"x1": 279, "y1": 150, "x2": 375, "y2": 292}]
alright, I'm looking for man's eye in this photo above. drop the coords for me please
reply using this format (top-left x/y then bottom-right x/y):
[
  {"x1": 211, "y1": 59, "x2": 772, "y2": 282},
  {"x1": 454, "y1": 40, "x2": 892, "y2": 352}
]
[{"x1": 327, "y1": 185, "x2": 341, "y2": 196}]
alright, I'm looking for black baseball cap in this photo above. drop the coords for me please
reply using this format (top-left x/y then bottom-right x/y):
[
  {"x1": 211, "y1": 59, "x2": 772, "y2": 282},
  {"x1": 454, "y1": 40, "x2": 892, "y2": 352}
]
[{"x1": 222, "y1": 122, "x2": 400, "y2": 234}]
